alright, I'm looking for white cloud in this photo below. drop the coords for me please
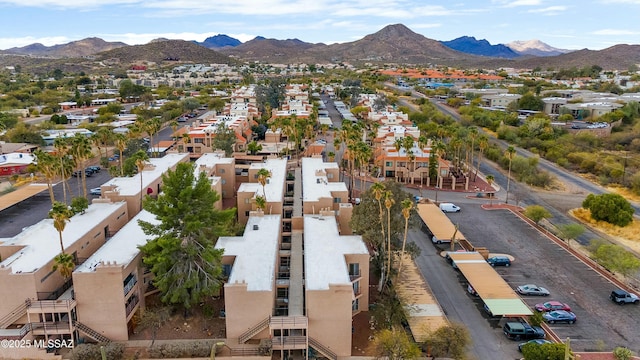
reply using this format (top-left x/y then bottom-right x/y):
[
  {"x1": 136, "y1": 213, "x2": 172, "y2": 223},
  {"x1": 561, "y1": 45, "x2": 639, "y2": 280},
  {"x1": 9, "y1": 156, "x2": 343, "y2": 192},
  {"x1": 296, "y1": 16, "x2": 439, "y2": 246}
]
[
  {"x1": 494, "y1": 0, "x2": 542, "y2": 8},
  {"x1": 410, "y1": 23, "x2": 443, "y2": 29},
  {"x1": 591, "y1": 29, "x2": 640, "y2": 35},
  {"x1": 0, "y1": 0, "x2": 137, "y2": 8},
  {"x1": 527, "y1": 5, "x2": 568, "y2": 14},
  {"x1": 0, "y1": 35, "x2": 70, "y2": 49}
]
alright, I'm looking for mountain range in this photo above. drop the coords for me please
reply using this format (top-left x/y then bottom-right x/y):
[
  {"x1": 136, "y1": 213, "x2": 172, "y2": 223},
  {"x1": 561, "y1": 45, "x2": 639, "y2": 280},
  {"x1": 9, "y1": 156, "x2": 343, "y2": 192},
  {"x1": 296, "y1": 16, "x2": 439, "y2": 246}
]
[{"x1": 1, "y1": 24, "x2": 638, "y2": 72}]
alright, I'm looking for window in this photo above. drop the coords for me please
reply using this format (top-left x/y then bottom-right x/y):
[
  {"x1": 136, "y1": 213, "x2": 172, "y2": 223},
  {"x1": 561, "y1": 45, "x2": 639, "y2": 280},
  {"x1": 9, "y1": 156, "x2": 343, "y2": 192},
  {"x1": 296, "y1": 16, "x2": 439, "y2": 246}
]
[
  {"x1": 352, "y1": 299, "x2": 359, "y2": 311},
  {"x1": 386, "y1": 161, "x2": 392, "y2": 167},
  {"x1": 194, "y1": 138, "x2": 204, "y2": 144},
  {"x1": 348, "y1": 263, "x2": 360, "y2": 276},
  {"x1": 327, "y1": 173, "x2": 334, "y2": 179},
  {"x1": 221, "y1": 179, "x2": 226, "y2": 184},
  {"x1": 334, "y1": 197, "x2": 341, "y2": 203},
  {"x1": 245, "y1": 211, "x2": 250, "y2": 217},
  {"x1": 353, "y1": 281, "x2": 360, "y2": 295},
  {"x1": 245, "y1": 198, "x2": 251, "y2": 204},
  {"x1": 219, "y1": 169, "x2": 225, "y2": 174}
]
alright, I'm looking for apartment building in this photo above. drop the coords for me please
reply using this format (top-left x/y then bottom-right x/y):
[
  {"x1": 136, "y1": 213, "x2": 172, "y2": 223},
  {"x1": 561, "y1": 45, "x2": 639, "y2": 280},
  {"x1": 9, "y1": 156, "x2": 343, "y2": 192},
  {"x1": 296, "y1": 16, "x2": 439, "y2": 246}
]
[
  {"x1": 194, "y1": 152, "x2": 236, "y2": 204},
  {"x1": 185, "y1": 115, "x2": 252, "y2": 157},
  {"x1": 236, "y1": 158, "x2": 288, "y2": 225},
  {"x1": 72, "y1": 210, "x2": 158, "y2": 341},
  {"x1": 481, "y1": 93, "x2": 522, "y2": 108},
  {"x1": 0, "y1": 202, "x2": 129, "y2": 346},
  {"x1": 218, "y1": 156, "x2": 369, "y2": 360},
  {"x1": 98, "y1": 153, "x2": 190, "y2": 218},
  {"x1": 301, "y1": 157, "x2": 348, "y2": 215}
]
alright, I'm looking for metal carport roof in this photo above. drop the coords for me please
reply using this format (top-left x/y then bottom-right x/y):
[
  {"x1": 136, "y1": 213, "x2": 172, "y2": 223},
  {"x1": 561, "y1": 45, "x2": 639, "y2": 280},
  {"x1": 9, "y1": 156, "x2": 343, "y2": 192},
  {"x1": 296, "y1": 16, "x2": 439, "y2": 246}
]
[{"x1": 447, "y1": 251, "x2": 532, "y2": 316}]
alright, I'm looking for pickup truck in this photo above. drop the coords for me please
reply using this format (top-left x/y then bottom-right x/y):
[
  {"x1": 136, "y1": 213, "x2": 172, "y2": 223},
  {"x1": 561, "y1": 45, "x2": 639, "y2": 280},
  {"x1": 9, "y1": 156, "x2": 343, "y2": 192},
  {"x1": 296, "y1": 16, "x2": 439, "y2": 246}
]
[
  {"x1": 503, "y1": 322, "x2": 545, "y2": 341},
  {"x1": 610, "y1": 289, "x2": 640, "y2": 305}
]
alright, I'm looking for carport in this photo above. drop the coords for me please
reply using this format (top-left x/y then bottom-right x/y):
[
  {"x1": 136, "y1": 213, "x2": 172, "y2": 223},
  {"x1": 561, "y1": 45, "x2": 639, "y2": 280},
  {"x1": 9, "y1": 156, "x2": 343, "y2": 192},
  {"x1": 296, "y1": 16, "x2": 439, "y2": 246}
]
[
  {"x1": 447, "y1": 251, "x2": 532, "y2": 317},
  {"x1": 0, "y1": 183, "x2": 48, "y2": 212}
]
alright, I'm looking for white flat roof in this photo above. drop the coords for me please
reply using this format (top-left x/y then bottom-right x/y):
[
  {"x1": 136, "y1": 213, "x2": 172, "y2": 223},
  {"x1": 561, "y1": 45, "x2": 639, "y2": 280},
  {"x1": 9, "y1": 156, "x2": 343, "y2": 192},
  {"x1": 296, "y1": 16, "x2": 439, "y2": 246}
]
[
  {"x1": 237, "y1": 158, "x2": 287, "y2": 202},
  {"x1": 0, "y1": 202, "x2": 127, "y2": 274},
  {"x1": 304, "y1": 215, "x2": 368, "y2": 291},
  {"x1": 215, "y1": 215, "x2": 281, "y2": 291},
  {"x1": 302, "y1": 157, "x2": 347, "y2": 202},
  {"x1": 194, "y1": 153, "x2": 234, "y2": 178},
  {"x1": 102, "y1": 153, "x2": 189, "y2": 196},
  {"x1": 74, "y1": 210, "x2": 158, "y2": 273}
]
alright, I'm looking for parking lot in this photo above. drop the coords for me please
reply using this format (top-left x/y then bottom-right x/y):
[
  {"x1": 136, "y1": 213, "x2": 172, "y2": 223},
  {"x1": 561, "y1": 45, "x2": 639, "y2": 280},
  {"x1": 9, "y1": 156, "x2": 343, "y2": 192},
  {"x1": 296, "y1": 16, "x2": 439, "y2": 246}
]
[{"x1": 445, "y1": 202, "x2": 640, "y2": 352}]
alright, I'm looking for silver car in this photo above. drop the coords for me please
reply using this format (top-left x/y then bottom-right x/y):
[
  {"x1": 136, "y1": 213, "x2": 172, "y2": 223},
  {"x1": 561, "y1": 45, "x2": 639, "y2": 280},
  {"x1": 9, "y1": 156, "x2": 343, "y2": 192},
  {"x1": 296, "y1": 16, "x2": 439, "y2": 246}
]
[{"x1": 516, "y1": 284, "x2": 550, "y2": 296}]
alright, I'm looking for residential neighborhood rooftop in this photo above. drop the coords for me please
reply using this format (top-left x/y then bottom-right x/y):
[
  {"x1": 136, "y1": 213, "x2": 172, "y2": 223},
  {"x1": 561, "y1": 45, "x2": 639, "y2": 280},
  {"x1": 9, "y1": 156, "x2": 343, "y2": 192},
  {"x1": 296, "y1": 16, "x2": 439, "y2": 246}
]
[
  {"x1": 74, "y1": 210, "x2": 159, "y2": 273},
  {"x1": 304, "y1": 215, "x2": 368, "y2": 291},
  {"x1": 0, "y1": 202, "x2": 127, "y2": 274},
  {"x1": 302, "y1": 157, "x2": 347, "y2": 202},
  {"x1": 238, "y1": 158, "x2": 287, "y2": 201},
  {"x1": 102, "y1": 153, "x2": 189, "y2": 196},
  {"x1": 215, "y1": 215, "x2": 281, "y2": 291}
]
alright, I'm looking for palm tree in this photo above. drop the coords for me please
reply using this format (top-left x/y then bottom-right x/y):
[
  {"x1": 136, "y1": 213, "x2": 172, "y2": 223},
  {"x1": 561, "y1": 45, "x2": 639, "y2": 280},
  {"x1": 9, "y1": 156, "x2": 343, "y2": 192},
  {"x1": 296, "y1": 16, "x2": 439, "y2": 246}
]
[
  {"x1": 397, "y1": 199, "x2": 413, "y2": 275},
  {"x1": 393, "y1": 138, "x2": 403, "y2": 181},
  {"x1": 402, "y1": 137, "x2": 414, "y2": 183},
  {"x1": 256, "y1": 168, "x2": 272, "y2": 200},
  {"x1": 384, "y1": 190, "x2": 395, "y2": 286},
  {"x1": 371, "y1": 182, "x2": 386, "y2": 247},
  {"x1": 94, "y1": 126, "x2": 113, "y2": 163},
  {"x1": 70, "y1": 134, "x2": 93, "y2": 198},
  {"x1": 136, "y1": 156, "x2": 149, "y2": 211},
  {"x1": 475, "y1": 135, "x2": 488, "y2": 180},
  {"x1": 255, "y1": 195, "x2": 266, "y2": 213},
  {"x1": 33, "y1": 150, "x2": 58, "y2": 205},
  {"x1": 49, "y1": 202, "x2": 75, "y2": 278},
  {"x1": 54, "y1": 138, "x2": 71, "y2": 204},
  {"x1": 468, "y1": 127, "x2": 478, "y2": 174},
  {"x1": 486, "y1": 174, "x2": 495, "y2": 206},
  {"x1": 114, "y1": 133, "x2": 127, "y2": 176},
  {"x1": 505, "y1": 146, "x2": 516, "y2": 204}
]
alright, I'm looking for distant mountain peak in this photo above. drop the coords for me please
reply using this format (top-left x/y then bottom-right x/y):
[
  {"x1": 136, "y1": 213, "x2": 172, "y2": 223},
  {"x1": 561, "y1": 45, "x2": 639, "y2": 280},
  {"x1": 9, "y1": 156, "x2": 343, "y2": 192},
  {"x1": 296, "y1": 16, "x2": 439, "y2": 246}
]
[
  {"x1": 441, "y1": 36, "x2": 519, "y2": 59},
  {"x1": 507, "y1": 39, "x2": 570, "y2": 57},
  {"x1": 198, "y1": 34, "x2": 241, "y2": 49}
]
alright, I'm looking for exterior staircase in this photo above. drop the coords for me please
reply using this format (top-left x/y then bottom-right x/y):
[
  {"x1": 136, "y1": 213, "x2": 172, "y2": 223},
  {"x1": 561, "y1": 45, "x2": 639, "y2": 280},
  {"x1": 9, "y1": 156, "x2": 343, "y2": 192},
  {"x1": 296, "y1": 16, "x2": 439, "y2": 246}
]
[
  {"x1": 309, "y1": 337, "x2": 337, "y2": 360},
  {"x1": 73, "y1": 320, "x2": 111, "y2": 343},
  {"x1": 0, "y1": 300, "x2": 30, "y2": 329},
  {"x1": 238, "y1": 316, "x2": 270, "y2": 344}
]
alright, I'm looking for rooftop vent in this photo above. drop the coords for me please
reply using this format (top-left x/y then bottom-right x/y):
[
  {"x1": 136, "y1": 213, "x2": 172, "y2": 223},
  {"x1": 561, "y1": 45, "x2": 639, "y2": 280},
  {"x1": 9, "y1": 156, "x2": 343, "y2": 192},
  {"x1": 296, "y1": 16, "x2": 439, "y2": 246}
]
[{"x1": 253, "y1": 225, "x2": 259, "y2": 230}]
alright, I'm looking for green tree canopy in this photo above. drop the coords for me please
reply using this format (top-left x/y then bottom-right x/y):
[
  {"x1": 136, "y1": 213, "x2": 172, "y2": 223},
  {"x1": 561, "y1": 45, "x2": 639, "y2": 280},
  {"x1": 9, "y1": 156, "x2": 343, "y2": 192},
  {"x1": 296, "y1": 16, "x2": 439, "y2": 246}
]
[
  {"x1": 521, "y1": 342, "x2": 568, "y2": 360},
  {"x1": 139, "y1": 162, "x2": 236, "y2": 310},
  {"x1": 582, "y1": 193, "x2": 634, "y2": 227},
  {"x1": 426, "y1": 322, "x2": 471, "y2": 359},
  {"x1": 523, "y1": 205, "x2": 552, "y2": 224},
  {"x1": 373, "y1": 327, "x2": 421, "y2": 360}
]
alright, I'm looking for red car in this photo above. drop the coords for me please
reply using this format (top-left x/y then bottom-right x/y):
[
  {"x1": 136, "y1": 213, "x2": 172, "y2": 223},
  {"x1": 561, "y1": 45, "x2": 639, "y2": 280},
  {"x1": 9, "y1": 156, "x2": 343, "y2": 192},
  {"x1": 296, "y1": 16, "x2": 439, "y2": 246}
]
[{"x1": 534, "y1": 301, "x2": 571, "y2": 312}]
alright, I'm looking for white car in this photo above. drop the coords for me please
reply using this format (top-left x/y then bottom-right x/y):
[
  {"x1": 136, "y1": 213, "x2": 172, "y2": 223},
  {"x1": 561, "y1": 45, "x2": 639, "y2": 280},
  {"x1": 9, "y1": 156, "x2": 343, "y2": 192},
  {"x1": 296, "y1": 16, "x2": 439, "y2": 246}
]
[
  {"x1": 90, "y1": 187, "x2": 101, "y2": 196},
  {"x1": 439, "y1": 203, "x2": 461, "y2": 213},
  {"x1": 516, "y1": 284, "x2": 550, "y2": 296}
]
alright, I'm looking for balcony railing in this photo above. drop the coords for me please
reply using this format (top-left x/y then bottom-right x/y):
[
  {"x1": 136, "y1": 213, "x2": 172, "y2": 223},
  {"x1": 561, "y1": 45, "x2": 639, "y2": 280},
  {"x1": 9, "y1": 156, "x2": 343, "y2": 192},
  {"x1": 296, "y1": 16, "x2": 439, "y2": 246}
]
[
  {"x1": 349, "y1": 271, "x2": 361, "y2": 282},
  {"x1": 125, "y1": 296, "x2": 139, "y2": 317},
  {"x1": 123, "y1": 276, "x2": 138, "y2": 296}
]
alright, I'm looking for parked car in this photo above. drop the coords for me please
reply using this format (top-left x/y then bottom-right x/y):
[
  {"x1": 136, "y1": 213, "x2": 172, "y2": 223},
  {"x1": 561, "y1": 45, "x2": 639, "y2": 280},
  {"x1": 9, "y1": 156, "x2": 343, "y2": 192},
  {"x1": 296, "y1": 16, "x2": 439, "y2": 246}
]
[
  {"x1": 487, "y1": 256, "x2": 511, "y2": 267},
  {"x1": 89, "y1": 187, "x2": 101, "y2": 196},
  {"x1": 516, "y1": 284, "x2": 550, "y2": 296},
  {"x1": 503, "y1": 322, "x2": 545, "y2": 341},
  {"x1": 610, "y1": 289, "x2": 640, "y2": 305},
  {"x1": 87, "y1": 165, "x2": 101, "y2": 173},
  {"x1": 439, "y1": 202, "x2": 461, "y2": 213},
  {"x1": 535, "y1": 301, "x2": 571, "y2": 312},
  {"x1": 518, "y1": 339, "x2": 553, "y2": 352},
  {"x1": 542, "y1": 310, "x2": 576, "y2": 324}
]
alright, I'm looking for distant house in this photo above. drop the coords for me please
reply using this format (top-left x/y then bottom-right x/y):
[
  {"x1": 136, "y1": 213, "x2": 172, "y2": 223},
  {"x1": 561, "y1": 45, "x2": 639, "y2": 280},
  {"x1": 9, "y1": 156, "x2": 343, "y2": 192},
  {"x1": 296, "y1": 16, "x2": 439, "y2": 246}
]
[{"x1": 0, "y1": 152, "x2": 35, "y2": 175}]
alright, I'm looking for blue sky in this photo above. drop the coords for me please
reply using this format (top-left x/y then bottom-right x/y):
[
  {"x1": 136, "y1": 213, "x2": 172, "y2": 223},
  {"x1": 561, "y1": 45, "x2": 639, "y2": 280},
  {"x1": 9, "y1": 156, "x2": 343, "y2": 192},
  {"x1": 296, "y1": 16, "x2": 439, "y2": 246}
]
[{"x1": 0, "y1": 0, "x2": 638, "y2": 51}]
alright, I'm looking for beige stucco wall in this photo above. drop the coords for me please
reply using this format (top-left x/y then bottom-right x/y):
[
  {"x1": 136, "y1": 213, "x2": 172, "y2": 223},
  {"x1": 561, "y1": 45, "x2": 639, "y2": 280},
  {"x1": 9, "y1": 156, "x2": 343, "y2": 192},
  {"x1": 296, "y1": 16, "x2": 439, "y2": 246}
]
[
  {"x1": 306, "y1": 284, "x2": 354, "y2": 358},
  {"x1": 224, "y1": 283, "x2": 274, "y2": 340},
  {"x1": 73, "y1": 253, "x2": 145, "y2": 341}
]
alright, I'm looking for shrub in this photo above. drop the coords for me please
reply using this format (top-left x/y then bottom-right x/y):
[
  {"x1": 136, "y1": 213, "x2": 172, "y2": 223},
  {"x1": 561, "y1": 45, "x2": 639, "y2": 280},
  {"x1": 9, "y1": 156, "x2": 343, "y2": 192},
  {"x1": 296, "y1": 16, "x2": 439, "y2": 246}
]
[
  {"x1": 148, "y1": 340, "x2": 213, "y2": 358},
  {"x1": 69, "y1": 343, "x2": 124, "y2": 360},
  {"x1": 524, "y1": 205, "x2": 552, "y2": 224},
  {"x1": 613, "y1": 347, "x2": 634, "y2": 360},
  {"x1": 582, "y1": 193, "x2": 634, "y2": 227}
]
